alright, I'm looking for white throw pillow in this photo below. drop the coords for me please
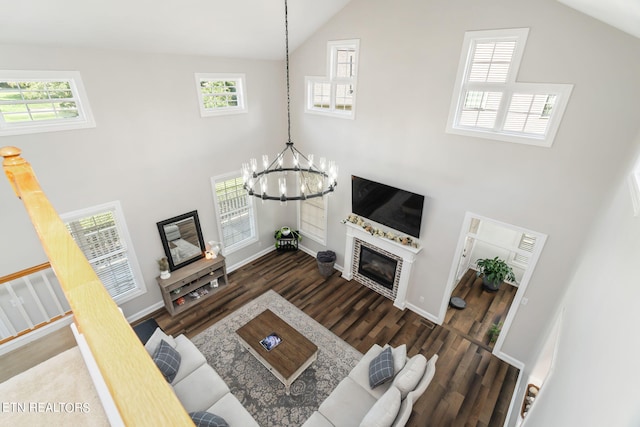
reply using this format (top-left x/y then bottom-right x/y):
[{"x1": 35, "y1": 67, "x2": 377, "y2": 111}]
[
  {"x1": 391, "y1": 344, "x2": 407, "y2": 374},
  {"x1": 360, "y1": 386, "x2": 401, "y2": 427},
  {"x1": 144, "y1": 327, "x2": 177, "y2": 356},
  {"x1": 393, "y1": 354, "x2": 427, "y2": 399}
]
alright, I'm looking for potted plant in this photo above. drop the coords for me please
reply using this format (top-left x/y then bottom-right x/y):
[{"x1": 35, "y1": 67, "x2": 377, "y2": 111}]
[
  {"x1": 488, "y1": 322, "x2": 503, "y2": 344},
  {"x1": 274, "y1": 227, "x2": 301, "y2": 251},
  {"x1": 476, "y1": 256, "x2": 516, "y2": 291},
  {"x1": 158, "y1": 257, "x2": 171, "y2": 279}
]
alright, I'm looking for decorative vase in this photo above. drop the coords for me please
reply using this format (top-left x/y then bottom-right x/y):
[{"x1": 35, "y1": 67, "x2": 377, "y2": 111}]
[{"x1": 160, "y1": 270, "x2": 171, "y2": 280}]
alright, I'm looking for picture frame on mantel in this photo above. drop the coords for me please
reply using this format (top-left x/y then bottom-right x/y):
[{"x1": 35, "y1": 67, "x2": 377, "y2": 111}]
[{"x1": 157, "y1": 210, "x2": 206, "y2": 271}]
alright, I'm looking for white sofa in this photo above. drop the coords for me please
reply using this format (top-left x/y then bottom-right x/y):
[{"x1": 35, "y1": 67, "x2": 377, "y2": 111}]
[
  {"x1": 302, "y1": 344, "x2": 438, "y2": 427},
  {"x1": 144, "y1": 327, "x2": 259, "y2": 426}
]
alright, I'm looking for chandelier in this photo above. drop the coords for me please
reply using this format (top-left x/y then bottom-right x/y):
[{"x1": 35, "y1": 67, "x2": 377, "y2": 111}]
[{"x1": 241, "y1": 0, "x2": 338, "y2": 202}]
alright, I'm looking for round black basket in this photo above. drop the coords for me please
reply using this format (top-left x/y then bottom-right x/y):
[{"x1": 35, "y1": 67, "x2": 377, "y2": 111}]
[{"x1": 316, "y1": 250, "x2": 336, "y2": 277}]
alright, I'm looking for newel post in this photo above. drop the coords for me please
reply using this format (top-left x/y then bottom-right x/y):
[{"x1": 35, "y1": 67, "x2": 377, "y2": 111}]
[{"x1": 1, "y1": 146, "x2": 28, "y2": 199}]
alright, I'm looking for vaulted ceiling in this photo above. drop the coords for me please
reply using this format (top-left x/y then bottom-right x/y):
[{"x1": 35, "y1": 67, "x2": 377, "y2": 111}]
[
  {"x1": 0, "y1": 0, "x2": 353, "y2": 60},
  {"x1": 0, "y1": 0, "x2": 636, "y2": 63}
]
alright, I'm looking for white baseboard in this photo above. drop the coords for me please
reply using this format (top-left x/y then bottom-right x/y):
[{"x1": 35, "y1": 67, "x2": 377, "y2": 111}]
[
  {"x1": 125, "y1": 301, "x2": 165, "y2": 324},
  {"x1": 226, "y1": 246, "x2": 275, "y2": 273},
  {"x1": 405, "y1": 302, "x2": 440, "y2": 324}
]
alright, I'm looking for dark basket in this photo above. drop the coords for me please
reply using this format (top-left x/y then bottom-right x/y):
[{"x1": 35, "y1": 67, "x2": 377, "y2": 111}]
[{"x1": 316, "y1": 251, "x2": 336, "y2": 277}]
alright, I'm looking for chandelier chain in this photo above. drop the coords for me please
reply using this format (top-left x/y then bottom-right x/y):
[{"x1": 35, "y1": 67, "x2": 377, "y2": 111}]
[
  {"x1": 285, "y1": 0, "x2": 292, "y2": 144},
  {"x1": 240, "y1": 0, "x2": 338, "y2": 202}
]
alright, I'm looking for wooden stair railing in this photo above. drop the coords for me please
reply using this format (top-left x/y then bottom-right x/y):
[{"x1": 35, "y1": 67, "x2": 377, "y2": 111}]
[
  {"x1": 1, "y1": 146, "x2": 193, "y2": 426},
  {"x1": 0, "y1": 262, "x2": 73, "y2": 345}
]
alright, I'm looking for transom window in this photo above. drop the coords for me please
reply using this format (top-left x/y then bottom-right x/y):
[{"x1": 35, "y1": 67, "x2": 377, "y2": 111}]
[
  {"x1": 62, "y1": 201, "x2": 145, "y2": 304},
  {"x1": 447, "y1": 29, "x2": 573, "y2": 147},
  {"x1": 0, "y1": 70, "x2": 95, "y2": 136},
  {"x1": 195, "y1": 73, "x2": 247, "y2": 117},
  {"x1": 305, "y1": 39, "x2": 359, "y2": 119},
  {"x1": 211, "y1": 173, "x2": 257, "y2": 253}
]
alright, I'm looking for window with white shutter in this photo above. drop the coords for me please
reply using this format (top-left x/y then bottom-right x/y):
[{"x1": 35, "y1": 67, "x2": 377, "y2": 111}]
[
  {"x1": 212, "y1": 173, "x2": 257, "y2": 253},
  {"x1": 511, "y1": 233, "x2": 536, "y2": 267},
  {"x1": 305, "y1": 39, "x2": 359, "y2": 119},
  {"x1": 298, "y1": 173, "x2": 328, "y2": 244},
  {"x1": 447, "y1": 29, "x2": 573, "y2": 147},
  {"x1": 0, "y1": 70, "x2": 95, "y2": 136},
  {"x1": 63, "y1": 201, "x2": 145, "y2": 304}
]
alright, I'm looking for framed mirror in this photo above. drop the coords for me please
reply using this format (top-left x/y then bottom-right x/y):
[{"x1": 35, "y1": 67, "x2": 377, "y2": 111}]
[{"x1": 157, "y1": 210, "x2": 206, "y2": 271}]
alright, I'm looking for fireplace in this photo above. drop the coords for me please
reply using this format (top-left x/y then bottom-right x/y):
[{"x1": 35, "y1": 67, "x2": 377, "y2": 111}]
[
  {"x1": 342, "y1": 222, "x2": 421, "y2": 309},
  {"x1": 358, "y1": 246, "x2": 397, "y2": 290},
  {"x1": 352, "y1": 239, "x2": 402, "y2": 301}
]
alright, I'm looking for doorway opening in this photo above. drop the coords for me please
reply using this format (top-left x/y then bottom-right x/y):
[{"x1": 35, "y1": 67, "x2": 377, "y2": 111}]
[{"x1": 441, "y1": 213, "x2": 547, "y2": 358}]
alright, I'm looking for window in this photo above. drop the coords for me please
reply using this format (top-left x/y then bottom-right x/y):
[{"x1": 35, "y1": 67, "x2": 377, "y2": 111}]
[
  {"x1": 298, "y1": 173, "x2": 328, "y2": 244},
  {"x1": 305, "y1": 39, "x2": 359, "y2": 119},
  {"x1": 211, "y1": 173, "x2": 257, "y2": 253},
  {"x1": 195, "y1": 73, "x2": 247, "y2": 117},
  {"x1": 62, "y1": 201, "x2": 145, "y2": 304},
  {"x1": 0, "y1": 70, "x2": 95, "y2": 136},
  {"x1": 447, "y1": 29, "x2": 573, "y2": 147}
]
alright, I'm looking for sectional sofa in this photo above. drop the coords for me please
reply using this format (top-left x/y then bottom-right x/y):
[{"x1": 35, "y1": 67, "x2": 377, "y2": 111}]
[
  {"x1": 144, "y1": 327, "x2": 259, "y2": 426},
  {"x1": 302, "y1": 343, "x2": 438, "y2": 427}
]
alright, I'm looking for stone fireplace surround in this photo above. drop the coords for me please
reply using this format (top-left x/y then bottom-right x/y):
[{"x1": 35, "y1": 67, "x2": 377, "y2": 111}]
[{"x1": 342, "y1": 221, "x2": 422, "y2": 309}]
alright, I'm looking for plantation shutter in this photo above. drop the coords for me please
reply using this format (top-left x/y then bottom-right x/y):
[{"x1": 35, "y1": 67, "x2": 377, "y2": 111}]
[
  {"x1": 513, "y1": 233, "x2": 536, "y2": 266},
  {"x1": 65, "y1": 209, "x2": 137, "y2": 299}
]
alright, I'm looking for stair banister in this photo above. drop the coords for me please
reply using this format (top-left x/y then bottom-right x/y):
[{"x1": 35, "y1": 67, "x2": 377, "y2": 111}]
[{"x1": 1, "y1": 146, "x2": 193, "y2": 426}]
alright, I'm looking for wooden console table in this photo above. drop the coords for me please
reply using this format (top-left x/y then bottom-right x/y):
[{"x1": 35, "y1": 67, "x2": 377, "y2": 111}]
[{"x1": 156, "y1": 256, "x2": 228, "y2": 316}]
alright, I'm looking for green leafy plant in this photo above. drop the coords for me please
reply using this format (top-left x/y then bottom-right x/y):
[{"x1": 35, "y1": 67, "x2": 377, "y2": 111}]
[
  {"x1": 476, "y1": 256, "x2": 516, "y2": 289},
  {"x1": 488, "y1": 322, "x2": 503, "y2": 344}
]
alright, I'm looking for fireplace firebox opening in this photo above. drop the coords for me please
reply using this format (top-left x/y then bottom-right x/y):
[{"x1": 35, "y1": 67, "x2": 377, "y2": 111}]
[{"x1": 358, "y1": 246, "x2": 398, "y2": 290}]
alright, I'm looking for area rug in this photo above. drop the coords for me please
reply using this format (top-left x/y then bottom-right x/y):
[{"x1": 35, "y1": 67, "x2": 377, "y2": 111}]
[{"x1": 191, "y1": 290, "x2": 363, "y2": 427}]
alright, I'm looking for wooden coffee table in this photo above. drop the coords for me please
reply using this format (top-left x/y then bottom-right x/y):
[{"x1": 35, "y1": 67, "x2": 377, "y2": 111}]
[{"x1": 236, "y1": 309, "x2": 318, "y2": 395}]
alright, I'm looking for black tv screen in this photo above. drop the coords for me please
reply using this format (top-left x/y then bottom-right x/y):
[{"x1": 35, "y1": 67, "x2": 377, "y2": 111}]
[{"x1": 351, "y1": 176, "x2": 425, "y2": 238}]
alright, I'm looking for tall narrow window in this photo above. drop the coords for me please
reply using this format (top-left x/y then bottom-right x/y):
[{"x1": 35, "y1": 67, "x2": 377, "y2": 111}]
[
  {"x1": 447, "y1": 29, "x2": 573, "y2": 147},
  {"x1": 212, "y1": 173, "x2": 257, "y2": 253},
  {"x1": 0, "y1": 70, "x2": 95, "y2": 136},
  {"x1": 195, "y1": 73, "x2": 247, "y2": 117},
  {"x1": 298, "y1": 173, "x2": 328, "y2": 244},
  {"x1": 305, "y1": 39, "x2": 359, "y2": 119},
  {"x1": 62, "y1": 201, "x2": 145, "y2": 304}
]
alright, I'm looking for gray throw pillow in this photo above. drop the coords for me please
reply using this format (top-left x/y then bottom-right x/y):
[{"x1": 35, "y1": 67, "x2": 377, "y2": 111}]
[
  {"x1": 369, "y1": 346, "x2": 394, "y2": 388},
  {"x1": 152, "y1": 339, "x2": 181, "y2": 383},
  {"x1": 189, "y1": 411, "x2": 229, "y2": 427}
]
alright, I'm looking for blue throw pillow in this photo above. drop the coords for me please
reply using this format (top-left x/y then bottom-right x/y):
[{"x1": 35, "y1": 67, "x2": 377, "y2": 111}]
[
  {"x1": 152, "y1": 339, "x2": 181, "y2": 383},
  {"x1": 368, "y1": 346, "x2": 394, "y2": 388},
  {"x1": 189, "y1": 411, "x2": 229, "y2": 427}
]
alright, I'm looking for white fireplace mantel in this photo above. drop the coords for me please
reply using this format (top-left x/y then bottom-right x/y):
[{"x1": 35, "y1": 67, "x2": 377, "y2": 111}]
[{"x1": 342, "y1": 222, "x2": 422, "y2": 309}]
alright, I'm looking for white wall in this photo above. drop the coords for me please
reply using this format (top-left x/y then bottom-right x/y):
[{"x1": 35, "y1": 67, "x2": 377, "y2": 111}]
[
  {"x1": 289, "y1": 0, "x2": 640, "y2": 366},
  {"x1": 0, "y1": 44, "x2": 286, "y2": 318},
  {"x1": 522, "y1": 132, "x2": 640, "y2": 426}
]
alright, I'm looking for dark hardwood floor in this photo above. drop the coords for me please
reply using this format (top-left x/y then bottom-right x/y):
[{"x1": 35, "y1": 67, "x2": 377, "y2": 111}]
[
  {"x1": 141, "y1": 250, "x2": 520, "y2": 427},
  {"x1": 446, "y1": 269, "x2": 517, "y2": 351}
]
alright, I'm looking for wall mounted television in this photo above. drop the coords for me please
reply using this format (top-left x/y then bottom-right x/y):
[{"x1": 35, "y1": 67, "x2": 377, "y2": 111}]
[{"x1": 351, "y1": 175, "x2": 425, "y2": 238}]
